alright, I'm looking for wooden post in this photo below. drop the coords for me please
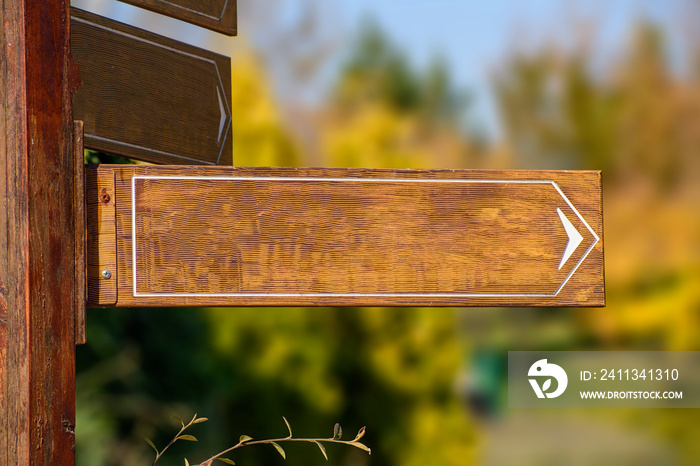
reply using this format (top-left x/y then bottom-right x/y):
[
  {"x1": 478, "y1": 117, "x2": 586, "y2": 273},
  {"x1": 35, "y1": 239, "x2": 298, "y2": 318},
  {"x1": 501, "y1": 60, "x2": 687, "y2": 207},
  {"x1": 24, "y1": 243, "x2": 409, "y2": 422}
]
[{"x1": 1, "y1": 0, "x2": 77, "y2": 464}]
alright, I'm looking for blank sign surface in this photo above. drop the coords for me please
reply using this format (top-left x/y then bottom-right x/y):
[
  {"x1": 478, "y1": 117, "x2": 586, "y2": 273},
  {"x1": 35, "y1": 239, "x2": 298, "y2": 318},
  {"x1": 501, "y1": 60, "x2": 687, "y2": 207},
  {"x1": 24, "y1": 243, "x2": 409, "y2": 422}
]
[{"x1": 86, "y1": 166, "x2": 604, "y2": 307}]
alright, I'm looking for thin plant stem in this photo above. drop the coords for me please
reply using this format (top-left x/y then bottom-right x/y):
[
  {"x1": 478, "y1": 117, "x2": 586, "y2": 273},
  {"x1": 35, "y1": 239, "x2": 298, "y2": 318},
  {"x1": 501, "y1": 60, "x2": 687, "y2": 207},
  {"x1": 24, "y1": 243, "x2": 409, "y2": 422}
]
[
  {"x1": 149, "y1": 415, "x2": 370, "y2": 466},
  {"x1": 201, "y1": 435, "x2": 370, "y2": 465}
]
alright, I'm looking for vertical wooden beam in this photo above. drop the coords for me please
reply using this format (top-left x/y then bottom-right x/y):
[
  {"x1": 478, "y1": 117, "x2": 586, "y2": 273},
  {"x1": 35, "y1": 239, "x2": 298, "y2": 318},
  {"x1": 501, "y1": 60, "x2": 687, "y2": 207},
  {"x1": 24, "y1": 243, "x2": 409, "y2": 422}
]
[
  {"x1": 1, "y1": 0, "x2": 77, "y2": 464},
  {"x1": 74, "y1": 121, "x2": 86, "y2": 345}
]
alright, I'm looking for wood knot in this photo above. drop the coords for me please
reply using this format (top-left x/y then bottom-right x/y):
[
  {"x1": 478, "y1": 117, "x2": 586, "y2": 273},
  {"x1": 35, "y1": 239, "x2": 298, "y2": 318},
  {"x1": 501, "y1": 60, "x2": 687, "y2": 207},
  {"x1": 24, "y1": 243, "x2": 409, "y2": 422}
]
[
  {"x1": 0, "y1": 275, "x2": 7, "y2": 318},
  {"x1": 62, "y1": 418, "x2": 75, "y2": 436},
  {"x1": 99, "y1": 188, "x2": 110, "y2": 204}
]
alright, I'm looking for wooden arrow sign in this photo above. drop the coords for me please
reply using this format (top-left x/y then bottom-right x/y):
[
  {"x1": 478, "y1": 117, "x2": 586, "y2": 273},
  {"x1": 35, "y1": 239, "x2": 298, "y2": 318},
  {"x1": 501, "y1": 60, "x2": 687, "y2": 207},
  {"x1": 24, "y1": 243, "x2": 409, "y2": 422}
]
[
  {"x1": 118, "y1": 0, "x2": 237, "y2": 35},
  {"x1": 71, "y1": 8, "x2": 232, "y2": 165},
  {"x1": 85, "y1": 165, "x2": 604, "y2": 307}
]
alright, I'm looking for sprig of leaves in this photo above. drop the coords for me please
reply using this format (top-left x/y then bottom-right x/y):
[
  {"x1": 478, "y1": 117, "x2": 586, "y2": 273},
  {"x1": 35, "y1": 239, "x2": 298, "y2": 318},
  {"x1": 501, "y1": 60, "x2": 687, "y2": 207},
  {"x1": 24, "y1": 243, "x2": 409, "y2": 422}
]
[
  {"x1": 199, "y1": 418, "x2": 370, "y2": 466},
  {"x1": 146, "y1": 413, "x2": 208, "y2": 466},
  {"x1": 148, "y1": 416, "x2": 370, "y2": 466}
]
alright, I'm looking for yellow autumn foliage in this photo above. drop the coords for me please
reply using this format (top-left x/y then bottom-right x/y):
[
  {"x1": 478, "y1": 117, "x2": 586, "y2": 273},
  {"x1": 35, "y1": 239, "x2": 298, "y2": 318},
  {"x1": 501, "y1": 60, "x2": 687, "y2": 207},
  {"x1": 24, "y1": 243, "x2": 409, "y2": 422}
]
[{"x1": 230, "y1": 50, "x2": 301, "y2": 167}]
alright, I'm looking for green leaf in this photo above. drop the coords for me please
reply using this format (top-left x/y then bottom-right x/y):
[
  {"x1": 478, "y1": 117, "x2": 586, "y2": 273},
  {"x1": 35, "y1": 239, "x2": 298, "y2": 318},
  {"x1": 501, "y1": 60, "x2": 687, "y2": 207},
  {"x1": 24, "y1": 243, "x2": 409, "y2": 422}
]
[
  {"x1": 172, "y1": 416, "x2": 184, "y2": 427},
  {"x1": 332, "y1": 423, "x2": 342, "y2": 440},
  {"x1": 313, "y1": 440, "x2": 328, "y2": 461},
  {"x1": 271, "y1": 442, "x2": 286, "y2": 459},
  {"x1": 239, "y1": 435, "x2": 253, "y2": 444},
  {"x1": 354, "y1": 426, "x2": 366, "y2": 441},
  {"x1": 349, "y1": 441, "x2": 371, "y2": 454},
  {"x1": 283, "y1": 417, "x2": 293, "y2": 438},
  {"x1": 144, "y1": 437, "x2": 159, "y2": 455},
  {"x1": 177, "y1": 435, "x2": 198, "y2": 442},
  {"x1": 190, "y1": 413, "x2": 198, "y2": 424},
  {"x1": 193, "y1": 417, "x2": 209, "y2": 424},
  {"x1": 217, "y1": 459, "x2": 236, "y2": 465}
]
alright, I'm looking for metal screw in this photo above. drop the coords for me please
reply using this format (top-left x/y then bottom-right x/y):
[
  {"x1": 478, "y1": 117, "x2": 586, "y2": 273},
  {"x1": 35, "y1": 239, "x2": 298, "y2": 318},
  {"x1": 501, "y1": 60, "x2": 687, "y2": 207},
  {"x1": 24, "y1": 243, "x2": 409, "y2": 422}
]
[{"x1": 101, "y1": 269, "x2": 112, "y2": 280}]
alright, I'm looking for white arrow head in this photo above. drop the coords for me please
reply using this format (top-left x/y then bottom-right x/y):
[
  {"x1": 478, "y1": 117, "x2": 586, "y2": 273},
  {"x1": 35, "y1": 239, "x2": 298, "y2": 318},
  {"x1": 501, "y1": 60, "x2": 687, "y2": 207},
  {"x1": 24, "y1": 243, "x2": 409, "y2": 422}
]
[
  {"x1": 557, "y1": 208, "x2": 583, "y2": 270},
  {"x1": 217, "y1": 87, "x2": 227, "y2": 144}
]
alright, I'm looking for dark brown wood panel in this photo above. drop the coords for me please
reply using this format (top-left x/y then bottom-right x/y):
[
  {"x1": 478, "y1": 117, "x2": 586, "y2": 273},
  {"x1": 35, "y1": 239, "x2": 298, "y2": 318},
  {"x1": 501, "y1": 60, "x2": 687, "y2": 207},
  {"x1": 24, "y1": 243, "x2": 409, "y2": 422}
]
[
  {"x1": 86, "y1": 166, "x2": 605, "y2": 308},
  {"x1": 1, "y1": 0, "x2": 77, "y2": 463},
  {"x1": 118, "y1": 0, "x2": 237, "y2": 36},
  {"x1": 71, "y1": 8, "x2": 232, "y2": 165}
]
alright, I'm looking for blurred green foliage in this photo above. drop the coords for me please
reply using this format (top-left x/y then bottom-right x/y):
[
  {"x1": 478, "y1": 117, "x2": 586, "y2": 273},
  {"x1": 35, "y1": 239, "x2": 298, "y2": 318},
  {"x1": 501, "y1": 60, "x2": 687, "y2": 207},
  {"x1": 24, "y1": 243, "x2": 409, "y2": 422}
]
[{"x1": 77, "y1": 306, "x2": 475, "y2": 465}]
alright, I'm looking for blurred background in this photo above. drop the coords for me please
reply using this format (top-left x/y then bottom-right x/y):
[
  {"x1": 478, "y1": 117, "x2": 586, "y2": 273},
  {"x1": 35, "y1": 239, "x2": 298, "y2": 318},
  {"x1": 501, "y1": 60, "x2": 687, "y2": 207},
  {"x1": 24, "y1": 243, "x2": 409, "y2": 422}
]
[{"x1": 73, "y1": 0, "x2": 700, "y2": 465}]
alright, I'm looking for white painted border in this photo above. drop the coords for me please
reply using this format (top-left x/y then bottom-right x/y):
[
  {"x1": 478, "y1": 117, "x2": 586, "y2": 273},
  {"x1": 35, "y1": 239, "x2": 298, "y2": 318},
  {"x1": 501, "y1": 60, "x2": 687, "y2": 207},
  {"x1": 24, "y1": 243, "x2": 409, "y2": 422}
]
[
  {"x1": 131, "y1": 176, "x2": 599, "y2": 298},
  {"x1": 158, "y1": 0, "x2": 229, "y2": 21}
]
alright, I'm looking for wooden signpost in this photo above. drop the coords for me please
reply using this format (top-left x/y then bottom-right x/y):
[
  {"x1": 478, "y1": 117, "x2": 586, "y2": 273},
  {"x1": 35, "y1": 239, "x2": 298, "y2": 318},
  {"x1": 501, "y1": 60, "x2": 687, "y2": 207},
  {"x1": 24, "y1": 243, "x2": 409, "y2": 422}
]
[
  {"x1": 1, "y1": 2, "x2": 605, "y2": 464},
  {"x1": 72, "y1": 8, "x2": 233, "y2": 165},
  {"x1": 84, "y1": 165, "x2": 604, "y2": 308},
  {"x1": 118, "y1": 0, "x2": 237, "y2": 36}
]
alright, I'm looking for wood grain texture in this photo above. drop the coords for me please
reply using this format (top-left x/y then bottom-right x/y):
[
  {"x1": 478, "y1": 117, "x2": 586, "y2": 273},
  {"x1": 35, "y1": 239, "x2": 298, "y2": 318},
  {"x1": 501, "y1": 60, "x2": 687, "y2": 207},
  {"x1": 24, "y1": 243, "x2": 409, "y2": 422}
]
[
  {"x1": 1, "y1": 0, "x2": 77, "y2": 464},
  {"x1": 87, "y1": 166, "x2": 605, "y2": 308},
  {"x1": 117, "y1": 0, "x2": 237, "y2": 36},
  {"x1": 71, "y1": 8, "x2": 232, "y2": 165},
  {"x1": 74, "y1": 122, "x2": 87, "y2": 344},
  {"x1": 87, "y1": 169, "x2": 117, "y2": 305}
]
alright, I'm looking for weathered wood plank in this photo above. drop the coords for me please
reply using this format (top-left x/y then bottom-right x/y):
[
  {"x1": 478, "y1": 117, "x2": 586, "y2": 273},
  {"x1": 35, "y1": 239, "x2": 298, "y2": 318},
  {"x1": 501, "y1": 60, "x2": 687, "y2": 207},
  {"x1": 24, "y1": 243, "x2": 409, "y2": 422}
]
[
  {"x1": 87, "y1": 166, "x2": 605, "y2": 308},
  {"x1": 71, "y1": 8, "x2": 232, "y2": 165},
  {"x1": 86, "y1": 169, "x2": 117, "y2": 305},
  {"x1": 118, "y1": 0, "x2": 237, "y2": 36},
  {"x1": 74, "y1": 122, "x2": 87, "y2": 344},
  {"x1": 1, "y1": 0, "x2": 77, "y2": 463}
]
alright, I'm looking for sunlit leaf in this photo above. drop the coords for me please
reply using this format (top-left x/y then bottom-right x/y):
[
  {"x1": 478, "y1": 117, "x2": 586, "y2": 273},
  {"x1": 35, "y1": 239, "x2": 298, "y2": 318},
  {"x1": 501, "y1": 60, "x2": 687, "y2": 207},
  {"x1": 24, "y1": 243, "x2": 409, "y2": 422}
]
[
  {"x1": 190, "y1": 413, "x2": 198, "y2": 424},
  {"x1": 144, "y1": 437, "x2": 159, "y2": 455},
  {"x1": 239, "y1": 435, "x2": 253, "y2": 444},
  {"x1": 184, "y1": 459, "x2": 190, "y2": 466},
  {"x1": 283, "y1": 416, "x2": 293, "y2": 437},
  {"x1": 217, "y1": 458, "x2": 236, "y2": 465},
  {"x1": 177, "y1": 435, "x2": 198, "y2": 442},
  {"x1": 271, "y1": 442, "x2": 286, "y2": 459},
  {"x1": 349, "y1": 441, "x2": 371, "y2": 454},
  {"x1": 333, "y1": 423, "x2": 342, "y2": 440},
  {"x1": 313, "y1": 440, "x2": 328, "y2": 460},
  {"x1": 354, "y1": 426, "x2": 366, "y2": 441},
  {"x1": 193, "y1": 417, "x2": 209, "y2": 424}
]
